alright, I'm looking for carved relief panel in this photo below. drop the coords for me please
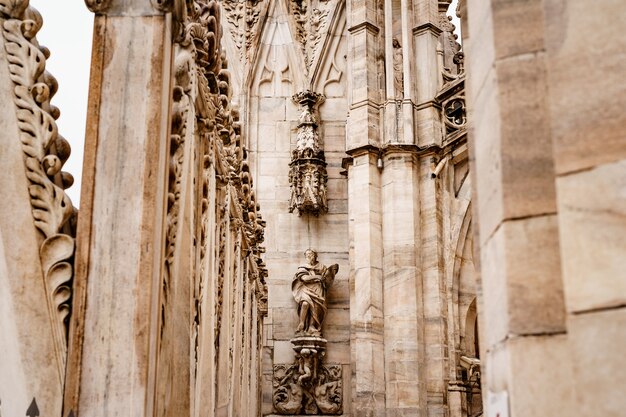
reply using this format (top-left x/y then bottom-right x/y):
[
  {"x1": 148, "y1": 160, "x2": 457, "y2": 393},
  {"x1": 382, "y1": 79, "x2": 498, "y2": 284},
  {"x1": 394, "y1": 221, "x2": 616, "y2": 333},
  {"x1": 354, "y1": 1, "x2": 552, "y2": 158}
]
[{"x1": 155, "y1": 1, "x2": 269, "y2": 416}]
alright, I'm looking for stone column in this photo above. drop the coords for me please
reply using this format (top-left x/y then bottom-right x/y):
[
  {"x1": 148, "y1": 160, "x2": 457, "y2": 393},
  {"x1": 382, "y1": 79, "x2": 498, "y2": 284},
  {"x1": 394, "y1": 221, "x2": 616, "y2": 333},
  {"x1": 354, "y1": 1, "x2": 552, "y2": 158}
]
[
  {"x1": 465, "y1": 0, "x2": 574, "y2": 415},
  {"x1": 380, "y1": 149, "x2": 425, "y2": 417},
  {"x1": 346, "y1": 151, "x2": 385, "y2": 417},
  {"x1": 413, "y1": 0, "x2": 443, "y2": 148},
  {"x1": 63, "y1": 1, "x2": 176, "y2": 415},
  {"x1": 346, "y1": 0, "x2": 386, "y2": 414}
]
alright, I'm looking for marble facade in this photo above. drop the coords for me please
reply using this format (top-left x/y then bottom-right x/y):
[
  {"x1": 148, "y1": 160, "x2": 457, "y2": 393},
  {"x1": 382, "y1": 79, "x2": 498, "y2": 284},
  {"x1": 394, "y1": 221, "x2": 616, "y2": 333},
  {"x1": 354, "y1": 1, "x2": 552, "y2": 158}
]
[{"x1": 0, "y1": 0, "x2": 624, "y2": 416}]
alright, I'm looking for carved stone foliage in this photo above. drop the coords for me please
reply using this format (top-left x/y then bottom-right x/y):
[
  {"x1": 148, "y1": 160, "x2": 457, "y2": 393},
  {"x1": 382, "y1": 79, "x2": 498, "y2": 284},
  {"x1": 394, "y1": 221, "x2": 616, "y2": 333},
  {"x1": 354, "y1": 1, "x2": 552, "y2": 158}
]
[
  {"x1": 288, "y1": 0, "x2": 335, "y2": 75},
  {"x1": 289, "y1": 91, "x2": 328, "y2": 216},
  {"x1": 161, "y1": 2, "x2": 269, "y2": 407},
  {"x1": 273, "y1": 250, "x2": 342, "y2": 415},
  {"x1": 222, "y1": 0, "x2": 264, "y2": 62},
  {"x1": 0, "y1": 1, "x2": 76, "y2": 366},
  {"x1": 273, "y1": 362, "x2": 342, "y2": 415}
]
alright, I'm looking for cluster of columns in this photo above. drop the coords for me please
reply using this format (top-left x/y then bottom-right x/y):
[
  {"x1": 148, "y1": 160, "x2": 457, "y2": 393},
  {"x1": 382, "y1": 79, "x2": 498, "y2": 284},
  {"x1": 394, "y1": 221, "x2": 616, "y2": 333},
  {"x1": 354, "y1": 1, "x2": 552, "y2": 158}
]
[{"x1": 345, "y1": 0, "x2": 453, "y2": 416}]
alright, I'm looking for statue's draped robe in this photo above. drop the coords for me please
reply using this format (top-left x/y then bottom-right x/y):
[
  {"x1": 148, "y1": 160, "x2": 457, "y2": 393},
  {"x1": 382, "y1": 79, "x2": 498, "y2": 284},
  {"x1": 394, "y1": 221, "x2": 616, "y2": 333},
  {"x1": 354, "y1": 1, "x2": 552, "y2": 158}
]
[{"x1": 292, "y1": 263, "x2": 330, "y2": 333}]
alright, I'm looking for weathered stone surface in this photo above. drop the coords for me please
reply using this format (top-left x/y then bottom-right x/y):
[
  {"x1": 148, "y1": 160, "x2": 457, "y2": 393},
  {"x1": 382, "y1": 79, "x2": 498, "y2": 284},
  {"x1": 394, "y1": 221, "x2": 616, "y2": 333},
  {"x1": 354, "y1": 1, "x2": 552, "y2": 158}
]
[
  {"x1": 544, "y1": 0, "x2": 626, "y2": 175},
  {"x1": 3, "y1": 1, "x2": 624, "y2": 417},
  {"x1": 556, "y1": 159, "x2": 626, "y2": 313},
  {"x1": 568, "y1": 308, "x2": 626, "y2": 417}
]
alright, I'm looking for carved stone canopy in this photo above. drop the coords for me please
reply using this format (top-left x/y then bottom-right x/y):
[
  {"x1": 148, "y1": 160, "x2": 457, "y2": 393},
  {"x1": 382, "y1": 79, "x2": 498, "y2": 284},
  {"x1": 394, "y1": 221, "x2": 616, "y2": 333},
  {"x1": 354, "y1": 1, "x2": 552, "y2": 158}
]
[{"x1": 289, "y1": 91, "x2": 328, "y2": 216}]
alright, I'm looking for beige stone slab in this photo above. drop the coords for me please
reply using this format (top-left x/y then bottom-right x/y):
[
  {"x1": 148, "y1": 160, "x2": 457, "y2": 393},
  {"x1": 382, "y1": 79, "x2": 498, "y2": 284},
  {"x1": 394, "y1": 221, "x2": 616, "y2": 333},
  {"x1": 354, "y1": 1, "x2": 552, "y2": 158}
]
[
  {"x1": 257, "y1": 123, "x2": 277, "y2": 152},
  {"x1": 328, "y1": 199, "x2": 349, "y2": 214},
  {"x1": 544, "y1": 0, "x2": 626, "y2": 174},
  {"x1": 466, "y1": 0, "x2": 496, "y2": 95},
  {"x1": 259, "y1": 97, "x2": 287, "y2": 120},
  {"x1": 480, "y1": 215, "x2": 566, "y2": 348},
  {"x1": 325, "y1": 341, "x2": 351, "y2": 364},
  {"x1": 484, "y1": 334, "x2": 575, "y2": 417},
  {"x1": 470, "y1": 68, "x2": 504, "y2": 247},
  {"x1": 324, "y1": 308, "x2": 351, "y2": 342},
  {"x1": 346, "y1": 103, "x2": 381, "y2": 149},
  {"x1": 273, "y1": 340, "x2": 296, "y2": 364},
  {"x1": 568, "y1": 308, "x2": 626, "y2": 417},
  {"x1": 267, "y1": 281, "x2": 295, "y2": 309},
  {"x1": 275, "y1": 121, "x2": 293, "y2": 153},
  {"x1": 557, "y1": 159, "x2": 626, "y2": 313},
  {"x1": 307, "y1": 214, "x2": 350, "y2": 253},
  {"x1": 270, "y1": 307, "x2": 299, "y2": 340},
  {"x1": 472, "y1": 54, "x2": 558, "y2": 247},
  {"x1": 319, "y1": 97, "x2": 349, "y2": 121},
  {"x1": 258, "y1": 155, "x2": 290, "y2": 177},
  {"x1": 492, "y1": 0, "x2": 545, "y2": 59},
  {"x1": 257, "y1": 175, "x2": 277, "y2": 200},
  {"x1": 495, "y1": 54, "x2": 557, "y2": 218},
  {"x1": 322, "y1": 123, "x2": 347, "y2": 153}
]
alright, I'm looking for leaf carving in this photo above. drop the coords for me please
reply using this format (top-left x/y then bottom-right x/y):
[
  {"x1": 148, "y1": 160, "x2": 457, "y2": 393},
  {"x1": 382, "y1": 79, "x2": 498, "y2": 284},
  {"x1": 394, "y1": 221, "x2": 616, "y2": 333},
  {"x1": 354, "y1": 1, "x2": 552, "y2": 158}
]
[{"x1": 1, "y1": 6, "x2": 76, "y2": 370}]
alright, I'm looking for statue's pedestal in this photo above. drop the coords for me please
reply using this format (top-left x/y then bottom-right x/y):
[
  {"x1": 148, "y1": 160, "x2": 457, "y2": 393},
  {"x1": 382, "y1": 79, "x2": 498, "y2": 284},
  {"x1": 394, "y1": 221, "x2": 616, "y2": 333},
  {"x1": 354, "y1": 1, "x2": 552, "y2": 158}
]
[
  {"x1": 291, "y1": 335, "x2": 327, "y2": 355},
  {"x1": 273, "y1": 335, "x2": 342, "y2": 415}
]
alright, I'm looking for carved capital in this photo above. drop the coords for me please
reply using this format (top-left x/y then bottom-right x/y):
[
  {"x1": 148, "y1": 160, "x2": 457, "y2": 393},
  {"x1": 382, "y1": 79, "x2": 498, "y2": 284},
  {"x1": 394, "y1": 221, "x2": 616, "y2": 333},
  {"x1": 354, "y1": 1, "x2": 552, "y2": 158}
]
[{"x1": 292, "y1": 89, "x2": 325, "y2": 109}]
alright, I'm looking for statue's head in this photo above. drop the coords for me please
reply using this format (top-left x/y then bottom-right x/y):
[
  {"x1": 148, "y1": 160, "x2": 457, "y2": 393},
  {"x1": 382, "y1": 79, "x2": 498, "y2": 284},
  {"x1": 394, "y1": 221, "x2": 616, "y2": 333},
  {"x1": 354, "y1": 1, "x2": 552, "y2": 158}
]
[{"x1": 304, "y1": 248, "x2": 318, "y2": 264}]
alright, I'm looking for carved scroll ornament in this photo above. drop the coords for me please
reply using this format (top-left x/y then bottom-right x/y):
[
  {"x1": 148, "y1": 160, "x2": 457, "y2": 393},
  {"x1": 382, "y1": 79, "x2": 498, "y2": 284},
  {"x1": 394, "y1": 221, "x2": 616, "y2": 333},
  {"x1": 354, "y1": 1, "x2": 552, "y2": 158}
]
[
  {"x1": 0, "y1": 2, "x2": 76, "y2": 365},
  {"x1": 163, "y1": 0, "x2": 269, "y2": 382}
]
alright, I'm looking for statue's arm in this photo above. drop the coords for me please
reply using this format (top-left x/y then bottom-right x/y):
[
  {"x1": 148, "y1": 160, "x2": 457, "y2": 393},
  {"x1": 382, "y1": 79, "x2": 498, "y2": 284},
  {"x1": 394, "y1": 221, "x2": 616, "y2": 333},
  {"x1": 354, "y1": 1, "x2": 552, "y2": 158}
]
[{"x1": 300, "y1": 274, "x2": 322, "y2": 283}]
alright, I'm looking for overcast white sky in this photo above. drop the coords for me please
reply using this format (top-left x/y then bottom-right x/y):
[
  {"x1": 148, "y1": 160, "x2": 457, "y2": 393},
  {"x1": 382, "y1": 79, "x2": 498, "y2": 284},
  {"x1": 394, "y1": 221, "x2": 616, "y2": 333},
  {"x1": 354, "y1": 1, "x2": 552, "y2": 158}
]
[
  {"x1": 30, "y1": 0, "x2": 460, "y2": 207},
  {"x1": 31, "y1": 0, "x2": 93, "y2": 205}
]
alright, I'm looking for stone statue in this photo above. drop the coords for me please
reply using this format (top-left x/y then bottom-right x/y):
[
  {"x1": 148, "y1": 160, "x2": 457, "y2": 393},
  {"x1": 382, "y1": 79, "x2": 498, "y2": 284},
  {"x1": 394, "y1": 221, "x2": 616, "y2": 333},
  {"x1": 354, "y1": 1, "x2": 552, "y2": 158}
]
[
  {"x1": 273, "y1": 249, "x2": 342, "y2": 414},
  {"x1": 292, "y1": 249, "x2": 338, "y2": 336},
  {"x1": 392, "y1": 37, "x2": 404, "y2": 99}
]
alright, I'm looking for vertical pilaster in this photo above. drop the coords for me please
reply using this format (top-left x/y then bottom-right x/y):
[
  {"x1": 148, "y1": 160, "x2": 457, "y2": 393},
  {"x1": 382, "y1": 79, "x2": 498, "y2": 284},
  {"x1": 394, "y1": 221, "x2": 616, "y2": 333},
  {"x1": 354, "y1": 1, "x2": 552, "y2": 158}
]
[
  {"x1": 64, "y1": 2, "x2": 174, "y2": 416},
  {"x1": 346, "y1": 0, "x2": 386, "y2": 412},
  {"x1": 347, "y1": 151, "x2": 385, "y2": 417},
  {"x1": 412, "y1": 0, "x2": 443, "y2": 147},
  {"x1": 346, "y1": 0, "x2": 382, "y2": 149},
  {"x1": 381, "y1": 151, "x2": 425, "y2": 417},
  {"x1": 417, "y1": 154, "x2": 448, "y2": 417}
]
